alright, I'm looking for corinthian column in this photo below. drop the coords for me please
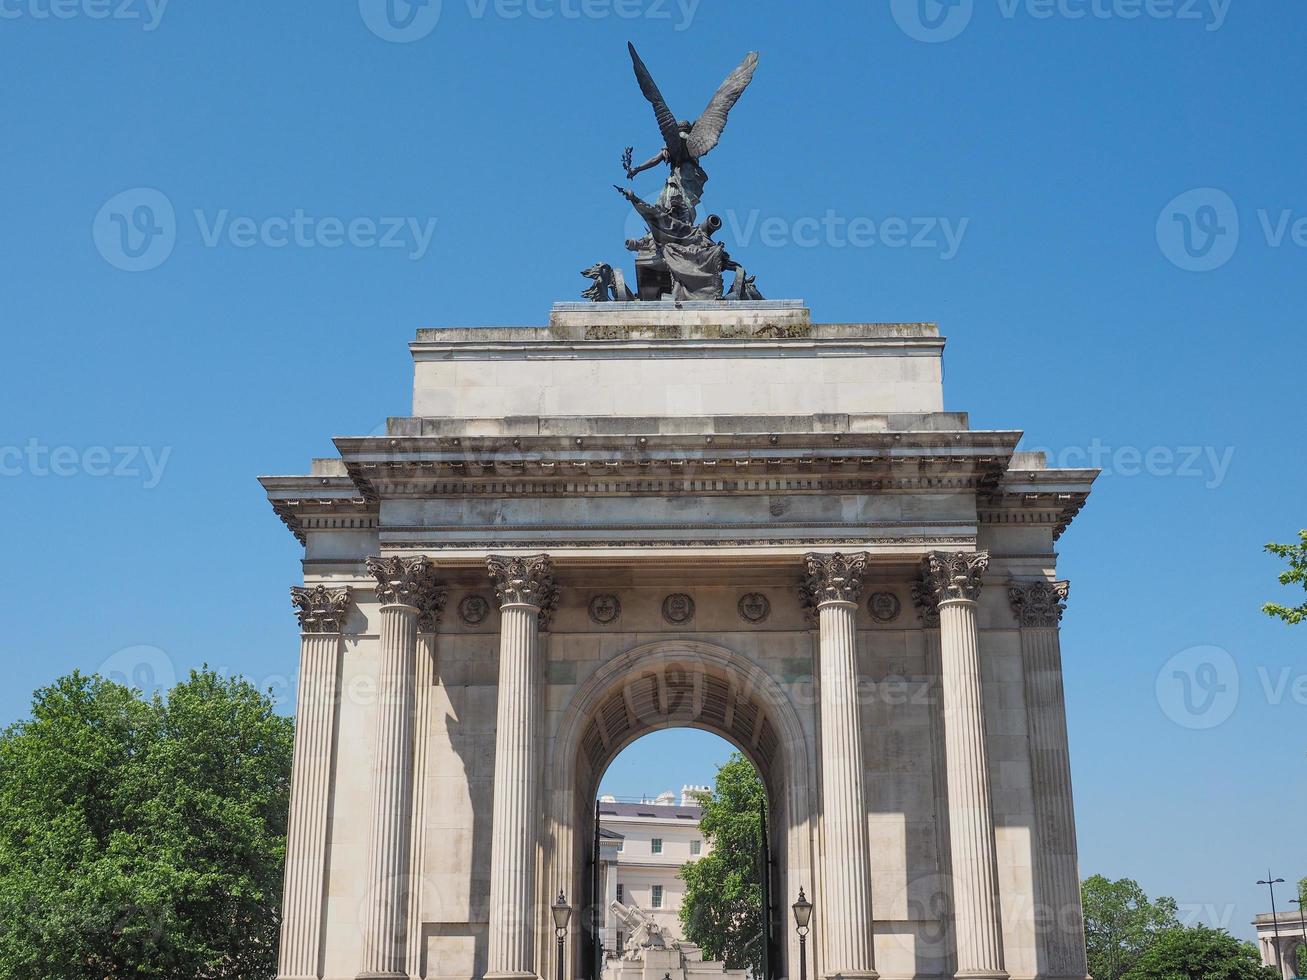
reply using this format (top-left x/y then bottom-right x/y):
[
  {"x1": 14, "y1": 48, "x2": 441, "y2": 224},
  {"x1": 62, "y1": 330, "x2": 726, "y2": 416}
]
[
  {"x1": 802, "y1": 552, "x2": 878, "y2": 980},
  {"x1": 923, "y1": 552, "x2": 1007, "y2": 980},
  {"x1": 279, "y1": 585, "x2": 351, "y2": 980},
  {"x1": 486, "y1": 554, "x2": 558, "y2": 980},
  {"x1": 1008, "y1": 582, "x2": 1087, "y2": 980},
  {"x1": 358, "y1": 557, "x2": 445, "y2": 980}
]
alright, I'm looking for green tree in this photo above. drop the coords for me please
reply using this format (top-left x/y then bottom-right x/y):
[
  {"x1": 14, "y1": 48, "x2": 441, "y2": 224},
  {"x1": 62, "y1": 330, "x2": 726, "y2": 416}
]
[
  {"x1": 1122, "y1": 926, "x2": 1278, "y2": 980},
  {"x1": 0, "y1": 669, "x2": 293, "y2": 979},
  {"x1": 1082, "y1": 875, "x2": 1182, "y2": 980},
  {"x1": 1263, "y1": 531, "x2": 1307, "y2": 625},
  {"x1": 678, "y1": 753, "x2": 767, "y2": 977}
]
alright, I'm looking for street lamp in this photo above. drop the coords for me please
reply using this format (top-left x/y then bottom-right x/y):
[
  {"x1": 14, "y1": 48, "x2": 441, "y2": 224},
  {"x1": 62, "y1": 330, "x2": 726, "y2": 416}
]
[
  {"x1": 1259, "y1": 874, "x2": 1286, "y2": 978},
  {"x1": 1290, "y1": 899, "x2": 1306, "y2": 980},
  {"x1": 792, "y1": 888, "x2": 813, "y2": 980},
  {"x1": 553, "y1": 889, "x2": 572, "y2": 980}
]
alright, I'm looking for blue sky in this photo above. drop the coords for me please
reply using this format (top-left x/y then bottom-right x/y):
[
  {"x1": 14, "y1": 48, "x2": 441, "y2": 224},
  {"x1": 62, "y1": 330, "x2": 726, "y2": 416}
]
[{"x1": 1, "y1": 0, "x2": 1303, "y2": 942}]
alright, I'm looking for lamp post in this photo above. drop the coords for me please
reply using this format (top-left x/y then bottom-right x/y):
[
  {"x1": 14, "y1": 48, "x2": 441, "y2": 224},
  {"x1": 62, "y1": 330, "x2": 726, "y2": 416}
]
[
  {"x1": 792, "y1": 888, "x2": 812, "y2": 980},
  {"x1": 1291, "y1": 899, "x2": 1305, "y2": 980},
  {"x1": 553, "y1": 889, "x2": 572, "y2": 980},
  {"x1": 1259, "y1": 874, "x2": 1286, "y2": 978}
]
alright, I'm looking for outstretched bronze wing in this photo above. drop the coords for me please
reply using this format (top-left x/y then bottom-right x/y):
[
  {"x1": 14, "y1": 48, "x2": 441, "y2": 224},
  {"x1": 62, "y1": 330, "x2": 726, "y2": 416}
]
[
  {"x1": 628, "y1": 42, "x2": 682, "y2": 157},
  {"x1": 687, "y1": 50, "x2": 759, "y2": 161}
]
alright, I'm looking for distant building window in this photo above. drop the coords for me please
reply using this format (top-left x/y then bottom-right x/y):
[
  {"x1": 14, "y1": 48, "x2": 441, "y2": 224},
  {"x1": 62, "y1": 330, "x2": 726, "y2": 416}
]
[
  {"x1": 616, "y1": 931, "x2": 625, "y2": 953},
  {"x1": 690, "y1": 840, "x2": 701, "y2": 856},
  {"x1": 616, "y1": 884, "x2": 623, "y2": 903},
  {"x1": 651, "y1": 838, "x2": 663, "y2": 854},
  {"x1": 651, "y1": 885, "x2": 663, "y2": 908}
]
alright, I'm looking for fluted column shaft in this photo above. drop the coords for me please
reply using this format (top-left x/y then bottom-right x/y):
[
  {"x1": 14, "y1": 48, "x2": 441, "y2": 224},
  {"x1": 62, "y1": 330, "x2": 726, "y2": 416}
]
[
  {"x1": 357, "y1": 556, "x2": 443, "y2": 980},
  {"x1": 818, "y1": 599, "x2": 878, "y2": 979},
  {"x1": 803, "y1": 552, "x2": 878, "y2": 980},
  {"x1": 487, "y1": 605, "x2": 543, "y2": 977},
  {"x1": 486, "y1": 554, "x2": 556, "y2": 980},
  {"x1": 939, "y1": 596, "x2": 1007, "y2": 980},
  {"x1": 279, "y1": 634, "x2": 344, "y2": 979},
  {"x1": 280, "y1": 586, "x2": 350, "y2": 980},
  {"x1": 1011, "y1": 581, "x2": 1087, "y2": 980},
  {"x1": 358, "y1": 602, "x2": 420, "y2": 979}
]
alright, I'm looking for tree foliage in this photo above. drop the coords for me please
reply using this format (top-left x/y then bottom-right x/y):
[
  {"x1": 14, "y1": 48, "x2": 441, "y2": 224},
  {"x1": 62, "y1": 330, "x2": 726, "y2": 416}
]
[
  {"x1": 678, "y1": 753, "x2": 767, "y2": 977},
  {"x1": 1122, "y1": 925, "x2": 1278, "y2": 980},
  {"x1": 0, "y1": 669, "x2": 293, "y2": 979},
  {"x1": 1263, "y1": 530, "x2": 1307, "y2": 625},
  {"x1": 1082, "y1": 875, "x2": 1182, "y2": 980}
]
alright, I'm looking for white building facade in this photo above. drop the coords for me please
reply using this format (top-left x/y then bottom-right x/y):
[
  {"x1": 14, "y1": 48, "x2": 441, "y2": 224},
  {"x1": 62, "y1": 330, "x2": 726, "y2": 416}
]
[{"x1": 597, "y1": 788, "x2": 711, "y2": 953}]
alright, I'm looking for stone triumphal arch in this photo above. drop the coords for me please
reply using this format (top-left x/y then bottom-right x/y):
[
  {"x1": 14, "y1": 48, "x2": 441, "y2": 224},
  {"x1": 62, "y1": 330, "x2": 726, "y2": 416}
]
[{"x1": 263, "y1": 301, "x2": 1096, "y2": 980}]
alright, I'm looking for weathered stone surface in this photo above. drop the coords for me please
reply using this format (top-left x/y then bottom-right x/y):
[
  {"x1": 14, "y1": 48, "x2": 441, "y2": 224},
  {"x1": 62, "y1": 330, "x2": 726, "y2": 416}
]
[{"x1": 263, "y1": 303, "x2": 1097, "y2": 980}]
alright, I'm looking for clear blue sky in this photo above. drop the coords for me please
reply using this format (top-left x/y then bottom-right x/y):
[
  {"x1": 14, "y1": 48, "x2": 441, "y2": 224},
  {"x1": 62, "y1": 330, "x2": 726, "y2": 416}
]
[{"x1": 2, "y1": 0, "x2": 1303, "y2": 942}]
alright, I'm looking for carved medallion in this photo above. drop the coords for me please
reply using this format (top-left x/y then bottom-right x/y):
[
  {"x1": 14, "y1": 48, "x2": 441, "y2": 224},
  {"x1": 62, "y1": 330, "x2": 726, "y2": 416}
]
[
  {"x1": 662, "y1": 593, "x2": 696, "y2": 625},
  {"x1": 458, "y1": 594, "x2": 491, "y2": 626},
  {"x1": 588, "y1": 594, "x2": 622, "y2": 625},
  {"x1": 868, "y1": 591, "x2": 902, "y2": 624},
  {"x1": 738, "y1": 592, "x2": 771, "y2": 624}
]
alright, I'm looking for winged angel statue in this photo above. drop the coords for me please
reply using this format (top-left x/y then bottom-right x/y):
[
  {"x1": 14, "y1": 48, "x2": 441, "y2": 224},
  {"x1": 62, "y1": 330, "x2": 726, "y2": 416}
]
[{"x1": 581, "y1": 44, "x2": 764, "y2": 302}]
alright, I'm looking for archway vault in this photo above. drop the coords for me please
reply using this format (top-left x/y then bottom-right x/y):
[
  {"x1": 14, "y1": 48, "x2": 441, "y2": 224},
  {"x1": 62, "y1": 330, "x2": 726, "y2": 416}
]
[{"x1": 544, "y1": 640, "x2": 819, "y2": 980}]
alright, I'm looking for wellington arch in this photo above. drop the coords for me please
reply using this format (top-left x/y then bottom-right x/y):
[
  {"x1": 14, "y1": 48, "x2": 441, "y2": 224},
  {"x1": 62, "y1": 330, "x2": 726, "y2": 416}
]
[{"x1": 262, "y1": 300, "x2": 1097, "y2": 980}]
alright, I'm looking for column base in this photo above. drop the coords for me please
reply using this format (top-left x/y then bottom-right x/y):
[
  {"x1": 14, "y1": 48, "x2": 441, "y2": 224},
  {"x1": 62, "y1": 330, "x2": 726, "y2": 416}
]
[
  {"x1": 955, "y1": 972, "x2": 1009, "y2": 980},
  {"x1": 483, "y1": 973, "x2": 539, "y2": 980},
  {"x1": 825, "y1": 971, "x2": 879, "y2": 980},
  {"x1": 355, "y1": 973, "x2": 409, "y2": 979}
]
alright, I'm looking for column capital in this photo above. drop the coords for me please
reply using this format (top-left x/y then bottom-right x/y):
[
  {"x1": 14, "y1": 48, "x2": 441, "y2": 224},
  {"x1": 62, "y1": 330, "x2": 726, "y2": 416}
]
[
  {"x1": 800, "y1": 552, "x2": 869, "y2": 617},
  {"x1": 290, "y1": 585, "x2": 352, "y2": 634},
  {"x1": 921, "y1": 550, "x2": 990, "y2": 604},
  {"x1": 1008, "y1": 580, "x2": 1070, "y2": 628},
  {"x1": 487, "y1": 554, "x2": 559, "y2": 626},
  {"x1": 365, "y1": 555, "x2": 445, "y2": 618},
  {"x1": 910, "y1": 581, "x2": 940, "y2": 628}
]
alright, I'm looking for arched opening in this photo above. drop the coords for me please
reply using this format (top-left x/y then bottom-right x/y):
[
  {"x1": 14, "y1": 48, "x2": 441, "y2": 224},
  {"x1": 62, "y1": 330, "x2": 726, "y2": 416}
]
[
  {"x1": 595, "y1": 731, "x2": 763, "y2": 973},
  {"x1": 545, "y1": 641, "x2": 817, "y2": 980}
]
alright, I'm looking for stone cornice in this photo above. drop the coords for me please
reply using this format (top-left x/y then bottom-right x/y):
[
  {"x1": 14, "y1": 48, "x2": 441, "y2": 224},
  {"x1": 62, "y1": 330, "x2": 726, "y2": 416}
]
[
  {"x1": 980, "y1": 466, "x2": 1097, "y2": 541},
  {"x1": 920, "y1": 551, "x2": 991, "y2": 604},
  {"x1": 1008, "y1": 580, "x2": 1070, "y2": 628},
  {"x1": 290, "y1": 585, "x2": 352, "y2": 634}
]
